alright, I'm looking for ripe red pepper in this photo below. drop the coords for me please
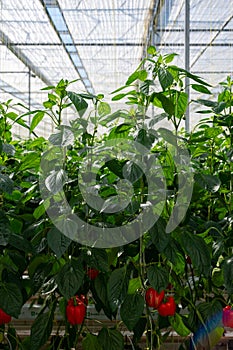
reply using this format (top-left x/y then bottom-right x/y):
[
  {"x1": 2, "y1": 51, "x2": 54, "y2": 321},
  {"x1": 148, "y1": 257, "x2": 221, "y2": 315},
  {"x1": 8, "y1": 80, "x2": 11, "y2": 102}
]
[
  {"x1": 87, "y1": 268, "x2": 99, "y2": 280},
  {"x1": 66, "y1": 295, "x2": 87, "y2": 325},
  {"x1": 222, "y1": 305, "x2": 233, "y2": 328},
  {"x1": 145, "y1": 288, "x2": 165, "y2": 309},
  {"x1": 0, "y1": 308, "x2": 11, "y2": 325},
  {"x1": 158, "y1": 296, "x2": 176, "y2": 317}
]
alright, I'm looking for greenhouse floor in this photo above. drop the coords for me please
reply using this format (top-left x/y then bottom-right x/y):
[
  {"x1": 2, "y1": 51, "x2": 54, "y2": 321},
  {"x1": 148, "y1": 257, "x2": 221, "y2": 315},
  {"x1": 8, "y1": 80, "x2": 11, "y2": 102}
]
[{"x1": 9, "y1": 316, "x2": 233, "y2": 350}]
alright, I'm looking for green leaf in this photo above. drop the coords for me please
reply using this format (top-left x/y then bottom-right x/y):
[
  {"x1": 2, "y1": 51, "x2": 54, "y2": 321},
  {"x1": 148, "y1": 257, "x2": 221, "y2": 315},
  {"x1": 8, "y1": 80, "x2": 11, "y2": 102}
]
[
  {"x1": 135, "y1": 128, "x2": 155, "y2": 148},
  {"x1": 158, "y1": 127, "x2": 178, "y2": 146},
  {"x1": 152, "y1": 93, "x2": 175, "y2": 116},
  {"x1": 7, "y1": 326, "x2": 17, "y2": 350},
  {"x1": 204, "y1": 126, "x2": 222, "y2": 139},
  {"x1": 2, "y1": 143, "x2": 15, "y2": 156},
  {"x1": 106, "y1": 159, "x2": 124, "y2": 178},
  {"x1": 98, "y1": 101, "x2": 111, "y2": 117},
  {"x1": 0, "y1": 283, "x2": 23, "y2": 318},
  {"x1": 112, "y1": 93, "x2": 127, "y2": 101},
  {"x1": 147, "y1": 265, "x2": 169, "y2": 292},
  {"x1": 111, "y1": 85, "x2": 133, "y2": 94},
  {"x1": 93, "y1": 274, "x2": 114, "y2": 320},
  {"x1": 45, "y1": 169, "x2": 68, "y2": 194},
  {"x1": 191, "y1": 84, "x2": 211, "y2": 94},
  {"x1": 164, "y1": 53, "x2": 177, "y2": 63},
  {"x1": 175, "y1": 91, "x2": 188, "y2": 118},
  {"x1": 47, "y1": 227, "x2": 72, "y2": 259},
  {"x1": 43, "y1": 100, "x2": 56, "y2": 109},
  {"x1": 28, "y1": 255, "x2": 50, "y2": 277},
  {"x1": 83, "y1": 333, "x2": 102, "y2": 350},
  {"x1": 99, "y1": 110, "x2": 129, "y2": 126},
  {"x1": 107, "y1": 266, "x2": 130, "y2": 312},
  {"x1": 30, "y1": 261, "x2": 53, "y2": 294},
  {"x1": 108, "y1": 123, "x2": 133, "y2": 140},
  {"x1": 147, "y1": 46, "x2": 157, "y2": 55},
  {"x1": 195, "y1": 99, "x2": 217, "y2": 108},
  {"x1": 179, "y1": 232, "x2": 211, "y2": 276},
  {"x1": 140, "y1": 79, "x2": 153, "y2": 95},
  {"x1": 41, "y1": 85, "x2": 55, "y2": 91},
  {"x1": 123, "y1": 160, "x2": 143, "y2": 183},
  {"x1": 88, "y1": 248, "x2": 109, "y2": 272},
  {"x1": 158, "y1": 67, "x2": 174, "y2": 90},
  {"x1": 194, "y1": 174, "x2": 221, "y2": 193},
  {"x1": 67, "y1": 91, "x2": 88, "y2": 117},
  {"x1": 8, "y1": 233, "x2": 33, "y2": 253},
  {"x1": 56, "y1": 259, "x2": 84, "y2": 299},
  {"x1": 138, "y1": 69, "x2": 148, "y2": 81},
  {"x1": 94, "y1": 274, "x2": 109, "y2": 306},
  {"x1": 170, "y1": 314, "x2": 191, "y2": 337},
  {"x1": 128, "y1": 277, "x2": 141, "y2": 294},
  {"x1": 30, "y1": 111, "x2": 45, "y2": 131},
  {"x1": 97, "y1": 328, "x2": 124, "y2": 350},
  {"x1": 19, "y1": 152, "x2": 40, "y2": 172},
  {"x1": 10, "y1": 217, "x2": 23, "y2": 234},
  {"x1": 213, "y1": 101, "x2": 226, "y2": 114},
  {"x1": 120, "y1": 293, "x2": 144, "y2": 331},
  {"x1": 49, "y1": 126, "x2": 74, "y2": 147},
  {"x1": 149, "y1": 218, "x2": 170, "y2": 252},
  {"x1": 170, "y1": 66, "x2": 212, "y2": 86},
  {"x1": 208, "y1": 327, "x2": 224, "y2": 349},
  {"x1": 0, "y1": 173, "x2": 14, "y2": 194},
  {"x1": 5, "y1": 111, "x2": 18, "y2": 120},
  {"x1": 30, "y1": 309, "x2": 55, "y2": 350},
  {"x1": 33, "y1": 199, "x2": 49, "y2": 220},
  {"x1": 0, "y1": 213, "x2": 12, "y2": 245},
  {"x1": 197, "y1": 299, "x2": 223, "y2": 325},
  {"x1": 163, "y1": 238, "x2": 185, "y2": 269},
  {"x1": 223, "y1": 255, "x2": 233, "y2": 294},
  {"x1": 133, "y1": 315, "x2": 147, "y2": 344},
  {"x1": 126, "y1": 71, "x2": 139, "y2": 85},
  {"x1": 20, "y1": 336, "x2": 31, "y2": 350},
  {"x1": 7, "y1": 112, "x2": 29, "y2": 129}
]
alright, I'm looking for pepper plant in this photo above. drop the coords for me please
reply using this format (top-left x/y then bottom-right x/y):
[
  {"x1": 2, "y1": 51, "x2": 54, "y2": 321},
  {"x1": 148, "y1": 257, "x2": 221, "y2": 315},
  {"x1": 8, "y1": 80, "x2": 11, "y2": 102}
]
[{"x1": 0, "y1": 47, "x2": 232, "y2": 350}]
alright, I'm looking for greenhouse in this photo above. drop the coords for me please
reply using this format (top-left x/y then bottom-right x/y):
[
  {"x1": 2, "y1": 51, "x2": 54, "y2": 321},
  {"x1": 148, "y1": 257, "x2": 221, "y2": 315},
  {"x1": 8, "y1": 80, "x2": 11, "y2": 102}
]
[{"x1": 0, "y1": 1, "x2": 233, "y2": 349}]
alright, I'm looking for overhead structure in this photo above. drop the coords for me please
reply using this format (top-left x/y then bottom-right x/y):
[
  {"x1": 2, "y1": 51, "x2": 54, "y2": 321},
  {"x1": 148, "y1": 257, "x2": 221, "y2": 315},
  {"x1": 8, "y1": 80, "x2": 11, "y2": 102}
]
[
  {"x1": 0, "y1": 0, "x2": 232, "y2": 136},
  {"x1": 153, "y1": 0, "x2": 233, "y2": 86}
]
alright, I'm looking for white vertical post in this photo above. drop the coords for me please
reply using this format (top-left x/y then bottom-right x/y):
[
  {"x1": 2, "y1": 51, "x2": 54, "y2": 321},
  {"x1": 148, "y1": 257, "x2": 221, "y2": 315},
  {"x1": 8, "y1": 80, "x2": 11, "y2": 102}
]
[
  {"x1": 28, "y1": 68, "x2": 31, "y2": 137},
  {"x1": 185, "y1": 0, "x2": 190, "y2": 132}
]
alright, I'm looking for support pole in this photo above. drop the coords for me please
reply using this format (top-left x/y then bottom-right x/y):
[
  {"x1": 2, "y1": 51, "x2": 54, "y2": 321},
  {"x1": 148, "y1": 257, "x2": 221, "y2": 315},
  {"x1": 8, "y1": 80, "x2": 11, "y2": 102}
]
[
  {"x1": 28, "y1": 68, "x2": 31, "y2": 137},
  {"x1": 185, "y1": 0, "x2": 190, "y2": 132}
]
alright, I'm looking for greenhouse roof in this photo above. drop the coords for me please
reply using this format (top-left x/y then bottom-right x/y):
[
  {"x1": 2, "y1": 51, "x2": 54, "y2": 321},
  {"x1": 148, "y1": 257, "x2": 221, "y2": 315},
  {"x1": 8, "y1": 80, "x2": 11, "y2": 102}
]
[{"x1": 0, "y1": 0, "x2": 233, "y2": 136}]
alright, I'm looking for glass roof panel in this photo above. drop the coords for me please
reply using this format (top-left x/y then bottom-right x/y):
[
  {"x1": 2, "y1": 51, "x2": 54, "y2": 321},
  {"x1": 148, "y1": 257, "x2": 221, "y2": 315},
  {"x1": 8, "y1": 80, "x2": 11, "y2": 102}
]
[{"x1": 0, "y1": 0, "x2": 232, "y2": 135}]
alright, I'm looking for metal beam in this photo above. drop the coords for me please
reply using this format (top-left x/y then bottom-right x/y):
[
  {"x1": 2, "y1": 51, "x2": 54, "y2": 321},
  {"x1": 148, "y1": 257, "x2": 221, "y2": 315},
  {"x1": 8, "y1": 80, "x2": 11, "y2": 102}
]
[
  {"x1": 191, "y1": 14, "x2": 233, "y2": 68},
  {"x1": 153, "y1": 42, "x2": 233, "y2": 47},
  {"x1": 0, "y1": 78, "x2": 41, "y2": 109},
  {"x1": 1, "y1": 42, "x2": 232, "y2": 47},
  {"x1": 155, "y1": 28, "x2": 233, "y2": 32},
  {"x1": 0, "y1": 42, "x2": 143, "y2": 47},
  {"x1": 0, "y1": 29, "x2": 52, "y2": 87},
  {"x1": 40, "y1": 0, "x2": 94, "y2": 94}
]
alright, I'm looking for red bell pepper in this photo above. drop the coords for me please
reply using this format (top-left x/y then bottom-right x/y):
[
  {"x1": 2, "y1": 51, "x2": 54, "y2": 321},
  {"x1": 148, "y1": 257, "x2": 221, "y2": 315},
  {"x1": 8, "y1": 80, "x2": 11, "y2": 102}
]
[
  {"x1": 223, "y1": 305, "x2": 233, "y2": 328},
  {"x1": 66, "y1": 295, "x2": 87, "y2": 325},
  {"x1": 145, "y1": 287, "x2": 165, "y2": 309},
  {"x1": 87, "y1": 268, "x2": 99, "y2": 280},
  {"x1": 0, "y1": 308, "x2": 11, "y2": 325},
  {"x1": 157, "y1": 296, "x2": 176, "y2": 317}
]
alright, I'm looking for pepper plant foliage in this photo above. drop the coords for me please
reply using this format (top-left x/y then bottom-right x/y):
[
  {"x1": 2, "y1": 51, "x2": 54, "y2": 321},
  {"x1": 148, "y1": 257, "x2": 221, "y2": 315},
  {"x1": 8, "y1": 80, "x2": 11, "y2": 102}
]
[{"x1": 0, "y1": 46, "x2": 232, "y2": 349}]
